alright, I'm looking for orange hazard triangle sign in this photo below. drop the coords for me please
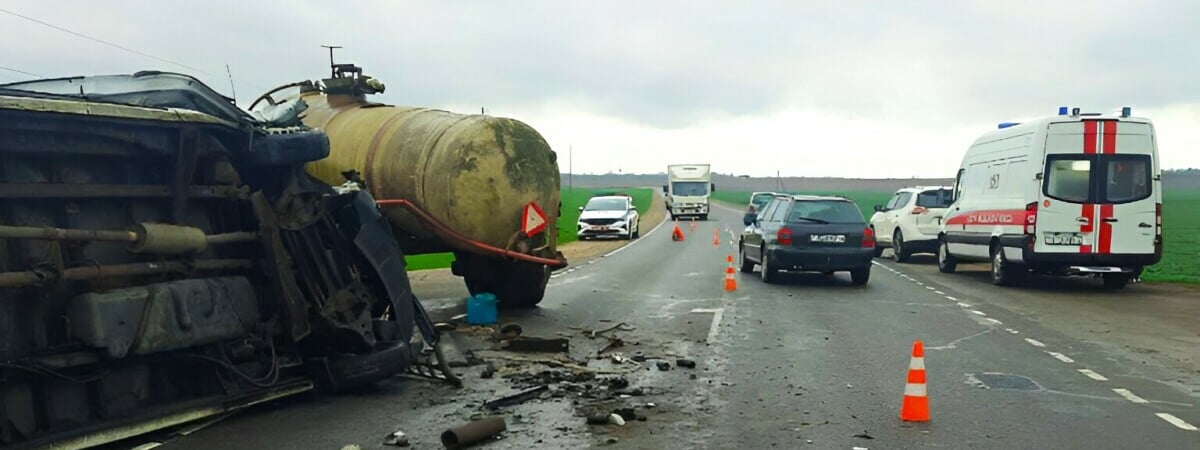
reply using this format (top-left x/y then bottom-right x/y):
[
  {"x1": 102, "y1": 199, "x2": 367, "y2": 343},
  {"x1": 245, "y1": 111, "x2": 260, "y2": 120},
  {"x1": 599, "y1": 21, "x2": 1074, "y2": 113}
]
[{"x1": 522, "y1": 202, "x2": 548, "y2": 237}]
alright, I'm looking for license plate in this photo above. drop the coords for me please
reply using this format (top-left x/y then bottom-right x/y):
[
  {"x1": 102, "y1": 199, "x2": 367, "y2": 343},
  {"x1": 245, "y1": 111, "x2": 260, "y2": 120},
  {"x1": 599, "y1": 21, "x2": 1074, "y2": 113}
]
[
  {"x1": 591, "y1": 226, "x2": 610, "y2": 231},
  {"x1": 1044, "y1": 232, "x2": 1083, "y2": 246},
  {"x1": 810, "y1": 234, "x2": 846, "y2": 243}
]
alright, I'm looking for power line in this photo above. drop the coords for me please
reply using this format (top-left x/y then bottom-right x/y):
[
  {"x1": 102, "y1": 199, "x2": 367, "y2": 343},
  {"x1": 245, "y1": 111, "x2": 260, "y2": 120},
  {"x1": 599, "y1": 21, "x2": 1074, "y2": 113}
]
[
  {"x1": 0, "y1": 65, "x2": 43, "y2": 78},
  {"x1": 0, "y1": 7, "x2": 213, "y2": 76}
]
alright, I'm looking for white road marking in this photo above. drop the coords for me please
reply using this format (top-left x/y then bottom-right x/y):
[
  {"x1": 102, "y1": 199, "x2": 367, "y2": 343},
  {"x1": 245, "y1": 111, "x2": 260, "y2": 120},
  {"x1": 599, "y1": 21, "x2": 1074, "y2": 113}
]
[
  {"x1": 1077, "y1": 369, "x2": 1108, "y2": 381},
  {"x1": 945, "y1": 296, "x2": 958, "y2": 301},
  {"x1": 691, "y1": 309, "x2": 724, "y2": 343},
  {"x1": 1155, "y1": 413, "x2": 1199, "y2": 431},
  {"x1": 1025, "y1": 338, "x2": 1046, "y2": 347},
  {"x1": 915, "y1": 281, "x2": 925, "y2": 286},
  {"x1": 933, "y1": 290, "x2": 945, "y2": 295},
  {"x1": 1113, "y1": 388, "x2": 1149, "y2": 404},
  {"x1": 969, "y1": 310, "x2": 987, "y2": 316},
  {"x1": 956, "y1": 302, "x2": 972, "y2": 308},
  {"x1": 925, "y1": 286, "x2": 936, "y2": 290},
  {"x1": 984, "y1": 318, "x2": 1003, "y2": 325},
  {"x1": 1005, "y1": 328, "x2": 1020, "y2": 334},
  {"x1": 1047, "y1": 352, "x2": 1075, "y2": 363}
]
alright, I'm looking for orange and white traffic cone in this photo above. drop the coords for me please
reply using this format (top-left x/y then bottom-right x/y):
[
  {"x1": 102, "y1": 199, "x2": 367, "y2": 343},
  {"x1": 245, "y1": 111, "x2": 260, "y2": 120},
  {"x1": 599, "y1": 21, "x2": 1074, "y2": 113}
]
[
  {"x1": 724, "y1": 254, "x2": 738, "y2": 291},
  {"x1": 713, "y1": 228, "x2": 720, "y2": 247},
  {"x1": 900, "y1": 340, "x2": 930, "y2": 422},
  {"x1": 671, "y1": 219, "x2": 685, "y2": 241}
]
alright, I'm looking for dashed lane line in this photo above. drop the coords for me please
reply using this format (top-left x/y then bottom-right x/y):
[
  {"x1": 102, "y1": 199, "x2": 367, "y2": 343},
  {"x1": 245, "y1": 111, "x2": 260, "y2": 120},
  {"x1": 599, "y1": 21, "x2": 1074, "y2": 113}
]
[
  {"x1": 691, "y1": 308, "x2": 725, "y2": 344},
  {"x1": 1113, "y1": 388, "x2": 1150, "y2": 404},
  {"x1": 1025, "y1": 338, "x2": 1046, "y2": 347},
  {"x1": 1046, "y1": 351, "x2": 1075, "y2": 363},
  {"x1": 1078, "y1": 369, "x2": 1109, "y2": 381},
  {"x1": 1005, "y1": 328, "x2": 1020, "y2": 334},
  {"x1": 968, "y1": 310, "x2": 987, "y2": 316},
  {"x1": 1155, "y1": 413, "x2": 1199, "y2": 431}
]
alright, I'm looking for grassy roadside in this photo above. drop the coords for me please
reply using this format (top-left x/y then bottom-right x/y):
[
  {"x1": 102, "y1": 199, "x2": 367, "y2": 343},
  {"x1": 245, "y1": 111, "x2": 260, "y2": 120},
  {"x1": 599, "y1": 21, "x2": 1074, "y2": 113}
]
[
  {"x1": 406, "y1": 187, "x2": 653, "y2": 271},
  {"x1": 714, "y1": 189, "x2": 1199, "y2": 285}
]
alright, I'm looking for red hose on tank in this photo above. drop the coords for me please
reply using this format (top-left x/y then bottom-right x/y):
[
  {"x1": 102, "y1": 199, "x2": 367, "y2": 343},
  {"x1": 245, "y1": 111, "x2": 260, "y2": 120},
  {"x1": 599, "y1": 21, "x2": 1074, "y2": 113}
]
[{"x1": 374, "y1": 199, "x2": 567, "y2": 268}]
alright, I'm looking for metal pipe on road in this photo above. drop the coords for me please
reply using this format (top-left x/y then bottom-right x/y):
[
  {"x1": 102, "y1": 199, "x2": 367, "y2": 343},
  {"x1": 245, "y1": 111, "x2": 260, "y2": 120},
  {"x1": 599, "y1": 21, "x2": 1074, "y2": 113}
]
[{"x1": 440, "y1": 416, "x2": 506, "y2": 449}]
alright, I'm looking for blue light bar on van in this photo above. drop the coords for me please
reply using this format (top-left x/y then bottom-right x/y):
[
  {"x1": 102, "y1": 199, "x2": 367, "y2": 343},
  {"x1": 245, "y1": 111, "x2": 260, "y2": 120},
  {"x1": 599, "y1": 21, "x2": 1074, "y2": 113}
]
[
  {"x1": 1121, "y1": 106, "x2": 1131, "y2": 118},
  {"x1": 1058, "y1": 106, "x2": 1069, "y2": 115},
  {"x1": 998, "y1": 122, "x2": 1020, "y2": 129}
]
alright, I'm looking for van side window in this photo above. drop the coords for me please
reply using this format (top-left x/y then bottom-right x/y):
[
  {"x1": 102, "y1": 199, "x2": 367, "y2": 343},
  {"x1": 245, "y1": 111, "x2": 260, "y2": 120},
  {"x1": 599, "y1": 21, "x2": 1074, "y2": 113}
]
[{"x1": 1044, "y1": 156, "x2": 1091, "y2": 203}]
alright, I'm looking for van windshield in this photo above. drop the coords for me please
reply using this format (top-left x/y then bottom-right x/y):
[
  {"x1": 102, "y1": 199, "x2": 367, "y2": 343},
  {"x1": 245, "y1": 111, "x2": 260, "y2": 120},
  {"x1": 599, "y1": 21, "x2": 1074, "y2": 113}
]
[{"x1": 787, "y1": 201, "x2": 864, "y2": 224}]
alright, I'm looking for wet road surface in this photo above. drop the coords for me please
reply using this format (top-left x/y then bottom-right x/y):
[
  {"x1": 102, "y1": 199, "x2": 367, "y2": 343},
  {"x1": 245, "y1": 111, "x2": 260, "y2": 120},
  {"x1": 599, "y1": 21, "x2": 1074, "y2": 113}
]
[{"x1": 137, "y1": 201, "x2": 1198, "y2": 449}]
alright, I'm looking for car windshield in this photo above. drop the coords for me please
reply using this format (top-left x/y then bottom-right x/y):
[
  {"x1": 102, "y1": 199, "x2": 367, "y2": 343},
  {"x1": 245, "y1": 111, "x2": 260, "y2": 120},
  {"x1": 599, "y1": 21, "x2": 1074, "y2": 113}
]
[
  {"x1": 671, "y1": 181, "x2": 708, "y2": 196},
  {"x1": 916, "y1": 189, "x2": 954, "y2": 208},
  {"x1": 584, "y1": 198, "x2": 627, "y2": 211},
  {"x1": 787, "y1": 200, "x2": 864, "y2": 224}
]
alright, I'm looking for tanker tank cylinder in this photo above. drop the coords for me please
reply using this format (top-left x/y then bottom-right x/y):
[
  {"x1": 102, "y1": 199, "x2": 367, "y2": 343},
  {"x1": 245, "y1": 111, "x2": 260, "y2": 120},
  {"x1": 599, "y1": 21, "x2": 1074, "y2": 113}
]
[{"x1": 293, "y1": 71, "x2": 565, "y2": 308}]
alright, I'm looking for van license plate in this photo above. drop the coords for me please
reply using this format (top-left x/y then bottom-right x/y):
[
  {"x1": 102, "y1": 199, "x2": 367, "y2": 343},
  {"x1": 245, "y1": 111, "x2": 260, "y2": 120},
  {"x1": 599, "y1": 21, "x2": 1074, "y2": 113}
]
[
  {"x1": 1044, "y1": 233, "x2": 1083, "y2": 246},
  {"x1": 810, "y1": 235, "x2": 846, "y2": 243}
]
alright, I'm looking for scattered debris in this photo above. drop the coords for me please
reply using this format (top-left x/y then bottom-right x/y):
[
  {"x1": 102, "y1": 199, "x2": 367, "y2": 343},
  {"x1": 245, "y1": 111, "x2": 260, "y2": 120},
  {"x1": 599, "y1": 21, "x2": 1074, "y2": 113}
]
[
  {"x1": 852, "y1": 431, "x2": 875, "y2": 440},
  {"x1": 383, "y1": 429, "x2": 410, "y2": 447},
  {"x1": 483, "y1": 385, "x2": 549, "y2": 410},
  {"x1": 434, "y1": 322, "x2": 456, "y2": 331},
  {"x1": 598, "y1": 338, "x2": 625, "y2": 354},
  {"x1": 441, "y1": 417, "x2": 506, "y2": 449},
  {"x1": 502, "y1": 336, "x2": 570, "y2": 353},
  {"x1": 675, "y1": 358, "x2": 697, "y2": 369},
  {"x1": 589, "y1": 322, "x2": 635, "y2": 338},
  {"x1": 656, "y1": 361, "x2": 671, "y2": 371},
  {"x1": 341, "y1": 445, "x2": 362, "y2": 450},
  {"x1": 614, "y1": 407, "x2": 638, "y2": 421},
  {"x1": 606, "y1": 438, "x2": 619, "y2": 445},
  {"x1": 608, "y1": 413, "x2": 626, "y2": 426},
  {"x1": 587, "y1": 415, "x2": 611, "y2": 425},
  {"x1": 499, "y1": 323, "x2": 523, "y2": 338},
  {"x1": 480, "y1": 364, "x2": 497, "y2": 379},
  {"x1": 646, "y1": 402, "x2": 657, "y2": 408}
]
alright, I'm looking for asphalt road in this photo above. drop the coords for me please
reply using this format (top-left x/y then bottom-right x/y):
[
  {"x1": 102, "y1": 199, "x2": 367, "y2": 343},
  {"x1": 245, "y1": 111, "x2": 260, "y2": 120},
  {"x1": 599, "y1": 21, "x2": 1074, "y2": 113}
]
[{"x1": 146, "y1": 201, "x2": 1199, "y2": 449}]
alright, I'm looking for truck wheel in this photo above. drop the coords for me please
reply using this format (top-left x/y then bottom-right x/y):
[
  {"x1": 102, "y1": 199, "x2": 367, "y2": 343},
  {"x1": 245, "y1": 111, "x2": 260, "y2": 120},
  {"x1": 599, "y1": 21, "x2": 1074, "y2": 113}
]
[
  {"x1": 460, "y1": 254, "x2": 549, "y2": 308},
  {"x1": 937, "y1": 237, "x2": 957, "y2": 273},
  {"x1": 893, "y1": 230, "x2": 911, "y2": 263},
  {"x1": 1102, "y1": 273, "x2": 1131, "y2": 290}
]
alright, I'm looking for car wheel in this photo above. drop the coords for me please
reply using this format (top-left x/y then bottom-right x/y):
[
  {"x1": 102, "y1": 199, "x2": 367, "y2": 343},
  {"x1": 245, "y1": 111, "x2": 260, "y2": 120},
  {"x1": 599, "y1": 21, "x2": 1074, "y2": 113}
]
[
  {"x1": 990, "y1": 245, "x2": 1020, "y2": 286},
  {"x1": 893, "y1": 230, "x2": 911, "y2": 263},
  {"x1": 937, "y1": 237, "x2": 957, "y2": 273},
  {"x1": 850, "y1": 267, "x2": 870, "y2": 285},
  {"x1": 760, "y1": 248, "x2": 778, "y2": 284},
  {"x1": 1102, "y1": 273, "x2": 1131, "y2": 290},
  {"x1": 739, "y1": 244, "x2": 754, "y2": 273},
  {"x1": 632, "y1": 220, "x2": 640, "y2": 239}
]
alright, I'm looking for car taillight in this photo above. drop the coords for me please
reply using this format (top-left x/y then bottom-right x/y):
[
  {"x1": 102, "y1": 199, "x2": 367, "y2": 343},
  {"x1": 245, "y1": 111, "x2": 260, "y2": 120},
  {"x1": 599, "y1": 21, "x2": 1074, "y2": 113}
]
[
  {"x1": 1024, "y1": 202, "x2": 1037, "y2": 235},
  {"x1": 911, "y1": 206, "x2": 928, "y2": 215},
  {"x1": 777, "y1": 227, "x2": 793, "y2": 245},
  {"x1": 861, "y1": 227, "x2": 875, "y2": 248},
  {"x1": 1156, "y1": 203, "x2": 1162, "y2": 235}
]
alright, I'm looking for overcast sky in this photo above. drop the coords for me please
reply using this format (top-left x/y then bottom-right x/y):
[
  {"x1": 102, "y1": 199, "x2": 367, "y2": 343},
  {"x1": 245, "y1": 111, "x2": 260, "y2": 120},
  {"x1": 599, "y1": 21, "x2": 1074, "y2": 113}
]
[{"x1": 3, "y1": 1, "x2": 1198, "y2": 177}]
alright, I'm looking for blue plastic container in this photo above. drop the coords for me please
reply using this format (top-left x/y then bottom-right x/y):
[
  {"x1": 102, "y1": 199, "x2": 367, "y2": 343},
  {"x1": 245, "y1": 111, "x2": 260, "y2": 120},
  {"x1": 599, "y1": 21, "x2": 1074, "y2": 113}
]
[{"x1": 466, "y1": 293, "x2": 498, "y2": 325}]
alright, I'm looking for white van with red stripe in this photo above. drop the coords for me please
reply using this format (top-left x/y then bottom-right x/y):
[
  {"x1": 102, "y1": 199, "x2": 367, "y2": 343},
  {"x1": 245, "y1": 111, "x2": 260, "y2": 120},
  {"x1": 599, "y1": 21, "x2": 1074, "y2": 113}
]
[{"x1": 936, "y1": 107, "x2": 1162, "y2": 289}]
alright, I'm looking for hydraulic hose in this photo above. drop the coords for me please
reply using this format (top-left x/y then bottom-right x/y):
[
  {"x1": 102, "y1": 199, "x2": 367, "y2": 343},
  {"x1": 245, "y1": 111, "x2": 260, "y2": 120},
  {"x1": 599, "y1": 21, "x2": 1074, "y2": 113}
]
[{"x1": 374, "y1": 199, "x2": 566, "y2": 268}]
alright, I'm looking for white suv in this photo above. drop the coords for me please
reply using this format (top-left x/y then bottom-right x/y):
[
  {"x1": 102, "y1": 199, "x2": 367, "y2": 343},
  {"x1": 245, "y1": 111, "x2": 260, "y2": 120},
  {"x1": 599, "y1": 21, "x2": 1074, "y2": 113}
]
[
  {"x1": 869, "y1": 186, "x2": 954, "y2": 262},
  {"x1": 577, "y1": 195, "x2": 640, "y2": 240}
]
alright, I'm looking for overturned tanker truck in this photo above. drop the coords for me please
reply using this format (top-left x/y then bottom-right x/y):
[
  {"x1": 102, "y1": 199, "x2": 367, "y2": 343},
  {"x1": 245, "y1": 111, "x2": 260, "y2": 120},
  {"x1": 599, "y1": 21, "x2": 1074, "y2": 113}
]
[
  {"x1": 0, "y1": 66, "x2": 561, "y2": 448},
  {"x1": 253, "y1": 64, "x2": 567, "y2": 309}
]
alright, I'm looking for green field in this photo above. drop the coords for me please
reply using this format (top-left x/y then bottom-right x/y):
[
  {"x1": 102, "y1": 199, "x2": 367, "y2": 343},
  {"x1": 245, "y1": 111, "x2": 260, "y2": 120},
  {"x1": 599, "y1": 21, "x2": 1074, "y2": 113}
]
[
  {"x1": 714, "y1": 188, "x2": 1200, "y2": 285},
  {"x1": 405, "y1": 187, "x2": 653, "y2": 271}
]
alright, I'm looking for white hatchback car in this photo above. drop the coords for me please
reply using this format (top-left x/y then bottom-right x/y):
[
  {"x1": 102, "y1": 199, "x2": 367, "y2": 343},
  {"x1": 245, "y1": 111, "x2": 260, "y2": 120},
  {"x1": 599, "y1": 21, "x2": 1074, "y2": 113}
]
[
  {"x1": 577, "y1": 195, "x2": 640, "y2": 240},
  {"x1": 869, "y1": 186, "x2": 954, "y2": 262}
]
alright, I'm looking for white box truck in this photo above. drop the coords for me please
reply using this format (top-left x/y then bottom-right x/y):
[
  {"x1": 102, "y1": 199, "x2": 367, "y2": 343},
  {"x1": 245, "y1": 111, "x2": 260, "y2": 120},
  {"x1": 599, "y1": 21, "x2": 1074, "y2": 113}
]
[
  {"x1": 937, "y1": 107, "x2": 1161, "y2": 289},
  {"x1": 664, "y1": 164, "x2": 714, "y2": 220}
]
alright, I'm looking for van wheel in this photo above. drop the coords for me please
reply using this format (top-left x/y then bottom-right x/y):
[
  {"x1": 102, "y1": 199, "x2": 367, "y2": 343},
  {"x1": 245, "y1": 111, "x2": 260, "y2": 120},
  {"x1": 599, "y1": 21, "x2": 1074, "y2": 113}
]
[
  {"x1": 990, "y1": 246, "x2": 1020, "y2": 286},
  {"x1": 1102, "y1": 273, "x2": 1131, "y2": 290},
  {"x1": 893, "y1": 230, "x2": 911, "y2": 263},
  {"x1": 937, "y1": 237, "x2": 957, "y2": 273}
]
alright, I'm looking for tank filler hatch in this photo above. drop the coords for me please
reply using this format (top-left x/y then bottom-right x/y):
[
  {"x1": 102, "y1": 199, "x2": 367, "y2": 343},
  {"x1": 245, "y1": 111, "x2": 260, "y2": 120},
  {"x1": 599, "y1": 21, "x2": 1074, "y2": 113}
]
[{"x1": 319, "y1": 45, "x2": 385, "y2": 97}]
